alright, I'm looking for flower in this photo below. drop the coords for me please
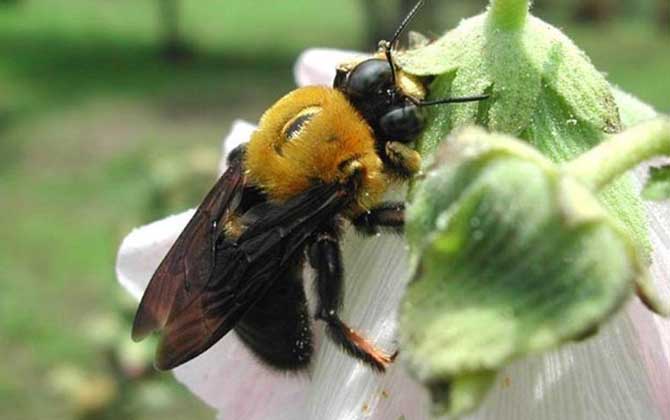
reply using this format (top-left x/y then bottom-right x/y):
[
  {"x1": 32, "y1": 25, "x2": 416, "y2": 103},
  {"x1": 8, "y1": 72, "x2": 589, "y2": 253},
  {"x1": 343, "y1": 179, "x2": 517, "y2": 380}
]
[{"x1": 116, "y1": 48, "x2": 670, "y2": 419}]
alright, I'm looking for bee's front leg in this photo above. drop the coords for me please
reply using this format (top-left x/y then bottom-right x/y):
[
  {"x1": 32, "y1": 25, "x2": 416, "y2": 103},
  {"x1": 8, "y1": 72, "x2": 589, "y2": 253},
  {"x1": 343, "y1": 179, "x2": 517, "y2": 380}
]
[
  {"x1": 385, "y1": 141, "x2": 421, "y2": 178},
  {"x1": 308, "y1": 231, "x2": 395, "y2": 372}
]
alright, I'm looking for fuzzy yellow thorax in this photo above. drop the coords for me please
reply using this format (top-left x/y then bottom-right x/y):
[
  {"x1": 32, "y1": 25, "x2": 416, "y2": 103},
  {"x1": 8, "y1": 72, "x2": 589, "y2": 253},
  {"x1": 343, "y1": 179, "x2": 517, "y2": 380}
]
[{"x1": 245, "y1": 86, "x2": 388, "y2": 213}]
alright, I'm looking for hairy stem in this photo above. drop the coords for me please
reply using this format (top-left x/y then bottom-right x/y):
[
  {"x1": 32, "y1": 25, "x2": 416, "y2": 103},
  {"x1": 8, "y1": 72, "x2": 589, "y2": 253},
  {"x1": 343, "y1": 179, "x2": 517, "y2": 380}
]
[
  {"x1": 565, "y1": 118, "x2": 670, "y2": 191},
  {"x1": 487, "y1": 0, "x2": 530, "y2": 31}
]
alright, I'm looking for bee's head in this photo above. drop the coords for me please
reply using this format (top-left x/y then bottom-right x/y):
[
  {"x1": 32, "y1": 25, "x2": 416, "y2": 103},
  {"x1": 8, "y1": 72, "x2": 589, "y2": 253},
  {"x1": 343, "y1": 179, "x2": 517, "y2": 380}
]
[
  {"x1": 333, "y1": 1, "x2": 430, "y2": 144},
  {"x1": 334, "y1": 57, "x2": 426, "y2": 143},
  {"x1": 333, "y1": 0, "x2": 488, "y2": 178},
  {"x1": 335, "y1": 59, "x2": 393, "y2": 100}
]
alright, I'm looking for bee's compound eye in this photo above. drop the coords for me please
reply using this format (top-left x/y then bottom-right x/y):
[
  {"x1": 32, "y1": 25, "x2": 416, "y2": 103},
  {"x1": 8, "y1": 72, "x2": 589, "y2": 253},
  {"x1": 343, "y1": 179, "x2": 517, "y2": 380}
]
[
  {"x1": 380, "y1": 105, "x2": 425, "y2": 141},
  {"x1": 345, "y1": 59, "x2": 393, "y2": 97}
]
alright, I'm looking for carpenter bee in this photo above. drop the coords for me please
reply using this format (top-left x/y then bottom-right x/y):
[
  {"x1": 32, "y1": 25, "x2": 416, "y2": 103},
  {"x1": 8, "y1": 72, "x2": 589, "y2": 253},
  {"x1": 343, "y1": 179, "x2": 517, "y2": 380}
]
[{"x1": 132, "y1": 0, "x2": 487, "y2": 372}]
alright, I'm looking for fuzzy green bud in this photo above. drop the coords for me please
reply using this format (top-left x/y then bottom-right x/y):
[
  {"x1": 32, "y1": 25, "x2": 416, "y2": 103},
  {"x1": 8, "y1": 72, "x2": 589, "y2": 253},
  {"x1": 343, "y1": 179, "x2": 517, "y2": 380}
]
[{"x1": 401, "y1": 123, "x2": 670, "y2": 417}]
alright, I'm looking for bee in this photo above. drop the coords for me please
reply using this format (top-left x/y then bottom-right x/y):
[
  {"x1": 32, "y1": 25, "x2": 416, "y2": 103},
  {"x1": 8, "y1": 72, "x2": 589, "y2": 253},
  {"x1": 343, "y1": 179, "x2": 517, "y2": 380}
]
[{"x1": 131, "y1": 0, "x2": 487, "y2": 372}]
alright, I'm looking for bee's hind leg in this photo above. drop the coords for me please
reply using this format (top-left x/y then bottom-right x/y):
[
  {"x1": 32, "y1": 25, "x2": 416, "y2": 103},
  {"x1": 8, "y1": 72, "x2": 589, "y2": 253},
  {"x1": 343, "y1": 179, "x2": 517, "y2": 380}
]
[{"x1": 308, "y1": 231, "x2": 396, "y2": 372}]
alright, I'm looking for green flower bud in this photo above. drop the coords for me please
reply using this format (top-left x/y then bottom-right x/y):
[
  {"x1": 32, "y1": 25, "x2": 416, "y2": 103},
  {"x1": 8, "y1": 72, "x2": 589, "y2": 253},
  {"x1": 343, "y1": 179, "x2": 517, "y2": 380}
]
[
  {"x1": 396, "y1": 0, "x2": 670, "y2": 416},
  {"x1": 398, "y1": 0, "x2": 649, "y2": 253},
  {"x1": 401, "y1": 122, "x2": 670, "y2": 417}
]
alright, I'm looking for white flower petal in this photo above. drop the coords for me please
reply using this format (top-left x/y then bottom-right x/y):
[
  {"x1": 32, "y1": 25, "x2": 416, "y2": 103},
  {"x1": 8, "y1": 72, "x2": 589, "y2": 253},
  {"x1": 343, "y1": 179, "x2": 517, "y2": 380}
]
[
  {"x1": 464, "y1": 305, "x2": 667, "y2": 420},
  {"x1": 631, "y1": 164, "x2": 670, "y2": 418},
  {"x1": 218, "y1": 119, "x2": 257, "y2": 174},
  {"x1": 305, "y1": 230, "x2": 431, "y2": 420},
  {"x1": 173, "y1": 334, "x2": 310, "y2": 420},
  {"x1": 116, "y1": 209, "x2": 195, "y2": 300},
  {"x1": 294, "y1": 48, "x2": 367, "y2": 87}
]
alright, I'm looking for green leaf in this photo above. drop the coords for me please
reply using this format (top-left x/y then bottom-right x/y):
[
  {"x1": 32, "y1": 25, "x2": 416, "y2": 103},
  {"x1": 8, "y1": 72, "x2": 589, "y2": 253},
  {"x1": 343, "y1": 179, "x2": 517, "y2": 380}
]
[{"x1": 642, "y1": 165, "x2": 670, "y2": 201}]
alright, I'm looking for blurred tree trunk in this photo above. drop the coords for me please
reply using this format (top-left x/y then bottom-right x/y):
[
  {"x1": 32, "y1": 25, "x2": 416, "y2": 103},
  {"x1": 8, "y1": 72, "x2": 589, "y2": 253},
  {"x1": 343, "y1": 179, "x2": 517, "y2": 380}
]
[
  {"x1": 573, "y1": 0, "x2": 616, "y2": 23},
  {"x1": 158, "y1": 0, "x2": 193, "y2": 62},
  {"x1": 362, "y1": 0, "x2": 437, "y2": 49},
  {"x1": 362, "y1": 0, "x2": 397, "y2": 49},
  {"x1": 659, "y1": 0, "x2": 670, "y2": 33}
]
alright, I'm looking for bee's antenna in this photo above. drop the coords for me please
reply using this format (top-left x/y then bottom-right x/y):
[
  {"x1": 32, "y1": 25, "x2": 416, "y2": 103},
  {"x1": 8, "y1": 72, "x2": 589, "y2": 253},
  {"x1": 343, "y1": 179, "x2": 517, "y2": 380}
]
[
  {"x1": 414, "y1": 94, "x2": 490, "y2": 106},
  {"x1": 391, "y1": 0, "x2": 426, "y2": 47},
  {"x1": 381, "y1": 0, "x2": 426, "y2": 86}
]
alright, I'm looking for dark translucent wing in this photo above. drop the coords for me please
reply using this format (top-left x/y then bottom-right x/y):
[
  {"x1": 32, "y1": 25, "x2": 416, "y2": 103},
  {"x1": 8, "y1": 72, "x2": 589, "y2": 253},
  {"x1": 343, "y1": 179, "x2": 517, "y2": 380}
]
[
  {"x1": 155, "y1": 250, "x2": 262, "y2": 370},
  {"x1": 237, "y1": 182, "x2": 350, "y2": 263},
  {"x1": 154, "y1": 247, "x2": 285, "y2": 370},
  {"x1": 234, "y1": 265, "x2": 313, "y2": 370},
  {"x1": 132, "y1": 154, "x2": 246, "y2": 341},
  {"x1": 152, "y1": 182, "x2": 351, "y2": 370}
]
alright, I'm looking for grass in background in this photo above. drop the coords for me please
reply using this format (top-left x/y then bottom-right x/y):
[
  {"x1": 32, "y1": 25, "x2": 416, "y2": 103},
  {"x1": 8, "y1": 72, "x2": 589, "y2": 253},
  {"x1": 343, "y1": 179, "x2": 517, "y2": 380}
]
[
  {"x1": 0, "y1": 1, "x2": 668, "y2": 419},
  {"x1": 567, "y1": 21, "x2": 670, "y2": 112},
  {"x1": 0, "y1": 1, "x2": 362, "y2": 419}
]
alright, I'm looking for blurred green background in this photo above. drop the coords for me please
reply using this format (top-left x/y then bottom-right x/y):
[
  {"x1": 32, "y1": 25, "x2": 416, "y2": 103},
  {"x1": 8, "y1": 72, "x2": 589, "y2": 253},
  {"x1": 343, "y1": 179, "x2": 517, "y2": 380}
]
[{"x1": 0, "y1": 0, "x2": 668, "y2": 419}]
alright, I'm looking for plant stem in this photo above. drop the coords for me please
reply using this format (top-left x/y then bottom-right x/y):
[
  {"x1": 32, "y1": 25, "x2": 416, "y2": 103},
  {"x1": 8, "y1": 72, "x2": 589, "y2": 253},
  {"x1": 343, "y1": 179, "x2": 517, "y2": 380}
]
[
  {"x1": 488, "y1": 0, "x2": 530, "y2": 31},
  {"x1": 564, "y1": 118, "x2": 670, "y2": 191}
]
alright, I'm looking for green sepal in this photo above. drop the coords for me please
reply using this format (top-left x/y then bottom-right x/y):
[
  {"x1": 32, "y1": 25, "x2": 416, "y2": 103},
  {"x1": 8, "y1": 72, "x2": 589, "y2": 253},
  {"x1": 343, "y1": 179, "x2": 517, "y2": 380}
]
[
  {"x1": 397, "y1": 10, "x2": 649, "y2": 255},
  {"x1": 398, "y1": 14, "x2": 620, "y2": 149},
  {"x1": 427, "y1": 371, "x2": 497, "y2": 418}
]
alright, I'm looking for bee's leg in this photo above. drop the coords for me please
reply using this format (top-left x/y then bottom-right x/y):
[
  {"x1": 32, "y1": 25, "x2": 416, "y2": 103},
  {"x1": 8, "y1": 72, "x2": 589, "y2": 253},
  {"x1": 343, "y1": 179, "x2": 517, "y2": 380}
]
[
  {"x1": 385, "y1": 141, "x2": 421, "y2": 178},
  {"x1": 352, "y1": 202, "x2": 404, "y2": 235},
  {"x1": 308, "y1": 232, "x2": 395, "y2": 372}
]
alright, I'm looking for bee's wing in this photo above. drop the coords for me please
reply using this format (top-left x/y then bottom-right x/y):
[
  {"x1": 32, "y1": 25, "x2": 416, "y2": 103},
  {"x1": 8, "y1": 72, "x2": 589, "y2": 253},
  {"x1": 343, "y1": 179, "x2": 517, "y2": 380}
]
[
  {"x1": 131, "y1": 153, "x2": 246, "y2": 342},
  {"x1": 151, "y1": 182, "x2": 351, "y2": 370}
]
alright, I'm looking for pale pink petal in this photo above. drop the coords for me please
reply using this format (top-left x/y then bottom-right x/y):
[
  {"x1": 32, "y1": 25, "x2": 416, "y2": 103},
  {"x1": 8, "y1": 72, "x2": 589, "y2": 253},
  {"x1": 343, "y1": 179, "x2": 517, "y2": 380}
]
[
  {"x1": 294, "y1": 48, "x2": 367, "y2": 87},
  {"x1": 630, "y1": 163, "x2": 670, "y2": 419},
  {"x1": 463, "y1": 304, "x2": 667, "y2": 420},
  {"x1": 116, "y1": 209, "x2": 195, "y2": 300},
  {"x1": 304, "y1": 222, "x2": 432, "y2": 420},
  {"x1": 173, "y1": 335, "x2": 310, "y2": 420}
]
